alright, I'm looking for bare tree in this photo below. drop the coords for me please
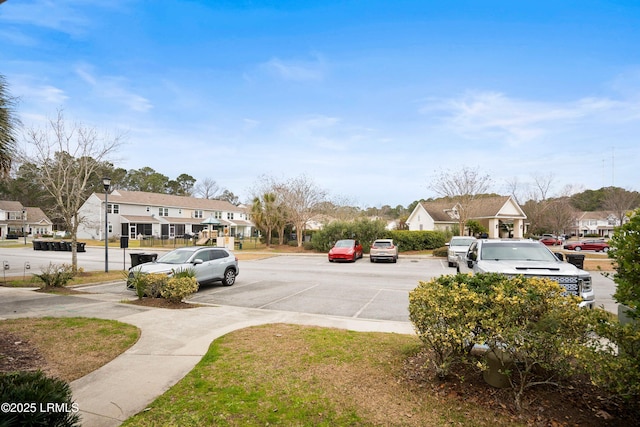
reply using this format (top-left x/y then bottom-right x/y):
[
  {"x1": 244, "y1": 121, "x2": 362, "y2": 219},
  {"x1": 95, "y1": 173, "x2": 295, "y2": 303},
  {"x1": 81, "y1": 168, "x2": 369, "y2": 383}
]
[
  {"x1": 194, "y1": 177, "x2": 221, "y2": 199},
  {"x1": 281, "y1": 175, "x2": 327, "y2": 247},
  {"x1": 602, "y1": 187, "x2": 640, "y2": 227},
  {"x1": 544, "y1": 197, "x2": 579, "y2": 238},
  {"x1": 21, "y1": 111, "x2": 124, "y2": 271},
  {"x1": 431, "y1": 166, "x2": 492, "y2": 236}
]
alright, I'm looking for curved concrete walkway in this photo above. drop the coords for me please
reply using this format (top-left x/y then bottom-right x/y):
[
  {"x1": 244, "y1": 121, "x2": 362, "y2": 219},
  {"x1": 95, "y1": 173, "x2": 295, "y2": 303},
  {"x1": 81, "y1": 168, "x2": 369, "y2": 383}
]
[{"x1": 0, "y1": 287, "x2": 414, "y2": 427}]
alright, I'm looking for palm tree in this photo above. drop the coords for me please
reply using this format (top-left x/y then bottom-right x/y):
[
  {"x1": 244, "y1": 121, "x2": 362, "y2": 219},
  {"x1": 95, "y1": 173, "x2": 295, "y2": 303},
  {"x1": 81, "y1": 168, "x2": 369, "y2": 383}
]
[
  {"x1": 251, "y1": 193, "x2": 278, "y2": 247},
  {"x1": 0, "y1": 75, "x2": 20, "y2": 178}
]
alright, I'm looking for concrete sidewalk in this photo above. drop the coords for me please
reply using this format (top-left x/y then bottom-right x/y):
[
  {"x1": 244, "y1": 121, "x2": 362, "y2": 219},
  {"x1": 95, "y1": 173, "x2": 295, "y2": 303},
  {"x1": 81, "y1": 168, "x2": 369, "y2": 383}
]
[{"x1": 0, "y1": 287, "x2": 414, "y2": 427}]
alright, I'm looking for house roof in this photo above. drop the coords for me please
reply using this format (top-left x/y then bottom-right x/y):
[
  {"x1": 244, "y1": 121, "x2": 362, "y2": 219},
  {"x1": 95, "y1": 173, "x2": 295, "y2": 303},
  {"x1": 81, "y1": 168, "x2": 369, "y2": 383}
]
[
  {"x1": 0, "y1": 201, "x2": 24, "y2": 211},
  {"x1": 418, "y1": 195, "x2": 526, "y2": 222},
  {"x1": 25, "y1": 207, "x2": 53, "y2": 225},
  {"x1": 96, "y1": 190, "x2": 243, "y2": 212},
  {"x1": 418, "y1": 201, "x2": 460, "y2": 222}
]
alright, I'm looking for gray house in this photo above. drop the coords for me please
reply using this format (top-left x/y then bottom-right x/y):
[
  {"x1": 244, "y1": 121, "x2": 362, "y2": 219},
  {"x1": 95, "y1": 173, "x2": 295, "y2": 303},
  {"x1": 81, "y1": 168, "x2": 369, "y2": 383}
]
[
  {"x1": 76, "y1": 190, "x2": 254, "y2": 241},
  {"x1": 0, "y1": 201, "x2": 53, "y2": 239}
]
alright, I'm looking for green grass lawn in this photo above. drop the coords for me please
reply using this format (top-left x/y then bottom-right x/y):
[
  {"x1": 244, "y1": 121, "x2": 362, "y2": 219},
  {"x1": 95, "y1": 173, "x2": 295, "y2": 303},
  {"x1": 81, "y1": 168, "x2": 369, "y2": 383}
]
[{"x1": 121, "y1": 324, "x2": 521, "y2": 427}]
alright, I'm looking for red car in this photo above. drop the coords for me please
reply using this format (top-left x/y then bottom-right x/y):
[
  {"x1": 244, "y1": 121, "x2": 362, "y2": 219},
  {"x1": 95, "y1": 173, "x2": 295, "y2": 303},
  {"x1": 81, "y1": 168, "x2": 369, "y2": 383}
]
[
  {"x1": 539, "y1": 236, "x2": 563, "y2": 246},
  {"x1": 563, "y1": 239, "x2": 610, "y2": 252},
  {"x1": 328, "y1": 239, "x2": 363, "y2": 262}
]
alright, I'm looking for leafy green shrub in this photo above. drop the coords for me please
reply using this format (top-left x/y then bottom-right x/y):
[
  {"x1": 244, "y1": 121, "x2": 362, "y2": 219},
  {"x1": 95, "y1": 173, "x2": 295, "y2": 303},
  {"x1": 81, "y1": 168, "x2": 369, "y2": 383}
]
[
  {"x1": 477, "y1": 276, "x2": 598, "y2": 409},
  {"x1": 409, "y1": 273, "x2": 601, "y2": 409},
  {"x1": 33, "y1": 263, "x2": 75, "y2": 289},
  {"x1": 409, "y1": 274, "x2": 491, "y2": 378},
  {"x1": 138, "y1": 273, "x2": 169, "y2": 298},
  {"x1": 385, "y1": 230, "x2": 448, "y2": 251},
  {"x1": 431, "y1": 246, "x2": 448, "y2": 257},
  {"x1": 0, "y1": 370, "x2": 80, "y2": 426},
  {"x1": 311, "y1": 219, "x2": 387, "y2": 253},
  {"x1": 161, "y1": 277, "x2": 198, "y2": 303},
  {"x1": 608, "y1": 208, "x2": 640, "y2": 318},
  {"x1": 580, "y1": 312, "x2": 640, "y2": 404}
]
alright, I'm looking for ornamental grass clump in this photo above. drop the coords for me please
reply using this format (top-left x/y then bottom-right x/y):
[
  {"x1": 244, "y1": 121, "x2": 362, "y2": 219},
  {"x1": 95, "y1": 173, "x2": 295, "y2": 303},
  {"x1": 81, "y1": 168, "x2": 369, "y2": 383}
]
[{"x1": 33, "y1": 263, "x2": 75, "y2": 289}]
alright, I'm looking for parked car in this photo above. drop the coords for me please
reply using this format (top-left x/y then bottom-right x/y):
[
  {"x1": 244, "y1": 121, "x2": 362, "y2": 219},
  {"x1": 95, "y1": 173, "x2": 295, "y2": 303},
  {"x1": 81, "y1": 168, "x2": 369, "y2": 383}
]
[
  {"x1": 446, "y1": 236, "x2": 477, "y2": 267},
  {"x1": 458, "y1": 239, "x2": 595, "y2": 308},
  {"x1": 370, "y1": 239, "x2": 399, "y2": 263},
  {"x1": 127, "y1": 246, "x2": 239, "y2": 289},
  {"x1": 328, "y1": 239, "x2": 363, "y2": 262},
  {"x1": 539, "y1": 236, "x2": 562, "y2": 246},
  {"x1": 563, "y1": 239, "x2": 610, "y2": 252}
]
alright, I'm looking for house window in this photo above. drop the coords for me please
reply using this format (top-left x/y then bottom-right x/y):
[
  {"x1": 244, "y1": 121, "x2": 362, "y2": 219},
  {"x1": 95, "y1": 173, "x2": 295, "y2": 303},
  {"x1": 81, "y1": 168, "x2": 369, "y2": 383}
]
[
  {"x1": 159, "y1": 208, "x2": 169, "y2": 217},
  {"x1": 194, "y1": 210, "x2": 203, "y2": 219},
  {"x1": 146, "y1": 206, "x2": 150, "y2": 212},
  {"x1": 214, "y1": 211, "x2": 222, "y2": 219},
  {"x1": 108, "y1": 224, "x2": 113, "y2": 233},
  {"x1": 107, "y1": 204, "x2": 119, "y2": 214},
  {"x1": 227, "y1": 212, "x2": 234, "y2": 220}
]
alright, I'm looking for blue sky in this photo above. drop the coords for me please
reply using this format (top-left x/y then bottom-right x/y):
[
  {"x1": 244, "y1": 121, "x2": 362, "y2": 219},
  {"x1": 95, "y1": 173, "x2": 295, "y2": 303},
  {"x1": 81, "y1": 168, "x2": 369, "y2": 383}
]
[{"x1": 1, "y1": 0, "x2": 639, "y2": 207}]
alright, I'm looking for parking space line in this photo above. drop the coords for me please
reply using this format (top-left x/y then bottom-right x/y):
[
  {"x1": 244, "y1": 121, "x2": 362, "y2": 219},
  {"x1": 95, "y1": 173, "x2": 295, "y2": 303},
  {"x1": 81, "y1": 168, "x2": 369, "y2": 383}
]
[
  {"x1": 353, "y1": 289, "x2": 383, "y2": 318},
  {"x1": 257, "y1": 284, "x2": 319, "y2": 309}
]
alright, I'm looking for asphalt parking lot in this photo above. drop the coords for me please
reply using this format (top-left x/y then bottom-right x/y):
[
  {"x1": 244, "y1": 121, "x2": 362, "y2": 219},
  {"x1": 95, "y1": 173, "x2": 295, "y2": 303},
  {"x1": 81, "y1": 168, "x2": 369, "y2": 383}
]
[
  {"x1": 0, "y1": 246, "x2": 619, "y2": 320},
  {"x1": 78, "y1": 254, "x2": 449, "y2": 322}
]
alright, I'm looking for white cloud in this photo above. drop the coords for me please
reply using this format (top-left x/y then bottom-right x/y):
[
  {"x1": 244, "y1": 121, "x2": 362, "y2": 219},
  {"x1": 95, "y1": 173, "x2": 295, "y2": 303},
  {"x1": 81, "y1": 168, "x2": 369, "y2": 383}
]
[
  {"x1": 421, "y1": 90, "x2": 640, "y2": 147},
  {"x1": 260, "y1": 54, "x2": 327, "y2": 82},
  {"x1": 74, "y1": 64, "x2": 153, "y2": 113}
]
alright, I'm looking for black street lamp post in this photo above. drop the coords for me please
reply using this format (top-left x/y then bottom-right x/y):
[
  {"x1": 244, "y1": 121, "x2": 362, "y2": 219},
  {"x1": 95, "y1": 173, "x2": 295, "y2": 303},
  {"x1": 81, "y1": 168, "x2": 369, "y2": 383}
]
[
  {"x1": 103, "y1": 177, "x2": 111, "y2": 272},
  {"x1": 22, "y1": 208, "x2": 26, "y2": 245}
]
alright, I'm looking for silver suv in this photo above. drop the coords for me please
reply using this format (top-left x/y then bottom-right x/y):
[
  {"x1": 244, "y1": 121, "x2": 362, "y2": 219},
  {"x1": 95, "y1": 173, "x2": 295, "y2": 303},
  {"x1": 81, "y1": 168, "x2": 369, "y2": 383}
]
[
  {"x1": 458, "y1": 239, "x2": 595, "y2": 308},
  {"x1": 127, "y1": 246, "x2": 239, "y2": 289},
  {"x1": 369, "y1": 239, "x2": 399, "y2": 263},
  {"x1": 446, "y1": 236, "x2": 477, "y2": 267}
]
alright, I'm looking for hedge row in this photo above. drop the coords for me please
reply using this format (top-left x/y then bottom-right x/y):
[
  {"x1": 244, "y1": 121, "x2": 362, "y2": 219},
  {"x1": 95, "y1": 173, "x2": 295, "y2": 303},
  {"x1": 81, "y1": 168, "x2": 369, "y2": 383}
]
[{"x1": 310, "y1": 219, "x2": 450, "y2": 253}]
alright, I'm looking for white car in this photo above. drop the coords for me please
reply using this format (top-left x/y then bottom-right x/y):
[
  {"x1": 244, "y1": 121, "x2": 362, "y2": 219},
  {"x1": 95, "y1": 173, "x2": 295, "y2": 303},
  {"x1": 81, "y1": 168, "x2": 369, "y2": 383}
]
[
  {"x1": 458, "y1": 239, "x2": 595, "y2": 308},
  {"x1": 446, "y1": 236, "x2": 477, "y2": 267},
  {"x1": 127, "y1": 246, "x2": 239, "y2": 289}
]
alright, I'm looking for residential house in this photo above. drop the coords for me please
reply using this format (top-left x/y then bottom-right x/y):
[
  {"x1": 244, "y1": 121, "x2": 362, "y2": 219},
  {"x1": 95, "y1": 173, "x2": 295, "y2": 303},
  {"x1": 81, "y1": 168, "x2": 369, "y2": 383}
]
[
  {"x1": 76, "y1": 190, "x2": 254, "y2": 241},
  {"x1": 406, "y1": 195, "x2": 527, "y2": 238},
  {"x1": 573, "y1": 210, "x2": 628, "y2": 238},
  {"x1": 0, "y1": 201, "x2": 53, "y2": 239}
]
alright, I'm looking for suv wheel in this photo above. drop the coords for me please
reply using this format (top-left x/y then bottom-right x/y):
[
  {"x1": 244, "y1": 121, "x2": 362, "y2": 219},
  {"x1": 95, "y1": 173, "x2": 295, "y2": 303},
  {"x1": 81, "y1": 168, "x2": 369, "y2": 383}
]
[{"x1": 222, "y1": 268, "x2": 236, "y2": 286}]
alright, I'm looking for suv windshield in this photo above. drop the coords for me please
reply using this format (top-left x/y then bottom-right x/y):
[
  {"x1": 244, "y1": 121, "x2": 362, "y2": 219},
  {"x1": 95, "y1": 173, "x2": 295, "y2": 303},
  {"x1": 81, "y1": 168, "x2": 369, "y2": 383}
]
[
  {"x1": 157, "y1": 249, "x2": 195, "y2": 264},
  {"x1": 451, "y1": 238, "x2": 475, "y2": 246},
  {"x1": 480, "y1": 242, "x2": 558, "y2": 262}
]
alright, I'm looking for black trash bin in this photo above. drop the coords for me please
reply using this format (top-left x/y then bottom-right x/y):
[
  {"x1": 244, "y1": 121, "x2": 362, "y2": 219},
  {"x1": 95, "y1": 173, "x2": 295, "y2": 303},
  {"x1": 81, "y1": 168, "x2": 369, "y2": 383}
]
[
  {"x1": 77, "y1": 242, "x2": 86, "y2": 252},
  {"x1": 566, "y1": 253, "x2": 585, "y2": 269},
  {"x1": 130, "y1": 252, "x2": 158, "y2": 267}
]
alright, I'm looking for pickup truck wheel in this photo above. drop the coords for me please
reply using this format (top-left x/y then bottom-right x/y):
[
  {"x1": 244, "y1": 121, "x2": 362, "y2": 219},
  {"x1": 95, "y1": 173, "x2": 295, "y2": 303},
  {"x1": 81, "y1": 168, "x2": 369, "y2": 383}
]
[{"x1": 222, "y1": 268, "x2": 236, "y2": 286}]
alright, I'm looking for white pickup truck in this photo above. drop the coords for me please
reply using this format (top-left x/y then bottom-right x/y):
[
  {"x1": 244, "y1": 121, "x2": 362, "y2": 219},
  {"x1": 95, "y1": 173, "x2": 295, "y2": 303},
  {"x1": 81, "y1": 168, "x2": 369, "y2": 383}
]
[{"x1": 457, "y1": 239, "x2": 595, "y2": 308}]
